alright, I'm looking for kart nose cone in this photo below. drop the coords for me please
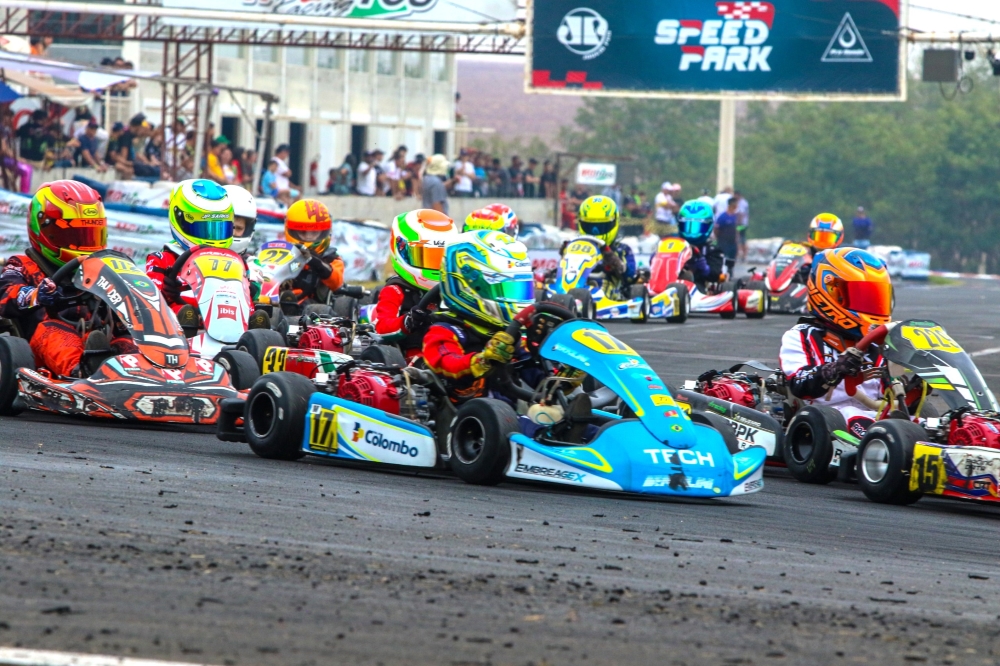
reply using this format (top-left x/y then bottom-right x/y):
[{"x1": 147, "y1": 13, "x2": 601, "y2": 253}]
[{"x1": 732, "y1": 447, "x2": 766, "y2": 481}]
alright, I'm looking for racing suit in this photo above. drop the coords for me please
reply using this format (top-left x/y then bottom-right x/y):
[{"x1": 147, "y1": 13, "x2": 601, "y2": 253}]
[
  {"x1": 779, "y1": 318, "x2": 886, "y2": 438},
  {"x1": 599, "y1": 241, "x2": 637, "y2": 302},
  {"x1": 146, "y1": 243, "x2": 262, "y2": 315},
  {"x1": 291, "y1": 248, "x2": 346, "y2": 305},
  {"x1": 683, "y1": 242, "x2": 727, "y2": 288},
  {"x1": 423, "y1": 319, "x2": 496, "y2": 403},
  {"x1": 372, "y1": 276, "x2": 434, "y2": 359}
]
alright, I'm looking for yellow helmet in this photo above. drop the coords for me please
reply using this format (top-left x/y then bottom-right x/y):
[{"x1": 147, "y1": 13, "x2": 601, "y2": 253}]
[
  {"x1": 285, "y1": 199, "x2": 332, "y2": 254},
  {"x1": 808, "y1": 213, "x2": 844, "y2": 250},
  {"x1": 577, "y1": 195, "x2": 619, "y2": 245}
]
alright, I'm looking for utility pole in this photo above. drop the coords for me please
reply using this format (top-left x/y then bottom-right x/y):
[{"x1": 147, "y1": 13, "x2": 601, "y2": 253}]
[{"x1": 716, "y1": 99, "x2": 735, "y2": 193}]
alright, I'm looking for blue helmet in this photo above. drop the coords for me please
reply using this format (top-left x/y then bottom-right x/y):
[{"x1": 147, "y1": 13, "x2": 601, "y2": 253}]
[{"x1": 677, "y1": 200, "x2": 715, "y2": 246}]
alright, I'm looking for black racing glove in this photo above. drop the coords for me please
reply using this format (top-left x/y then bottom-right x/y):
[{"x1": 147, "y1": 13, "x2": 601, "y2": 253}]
[
  {"x1": 404, "y1": 307, "x2": 431, "y2": 333},
  {"x1": 162, "y1": 272, "x2": 183, "y2": 302},
  {"x1": 602, "y1": 246, "x2": 624, "y2": 276},
  {"x1": 307, "y1": 254, "x2": 333, "y2": 280},
  {"x1": 818, "y1": 347, "x2": 864, "y2": 388}
]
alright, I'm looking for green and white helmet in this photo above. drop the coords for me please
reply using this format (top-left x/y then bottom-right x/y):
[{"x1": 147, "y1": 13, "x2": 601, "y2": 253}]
[
  {"x1": 390, "y1": 209, "x2": 461, "y2": 290},
  {"x1": 169, "y1": 179, "x2": 234, "y2": 251}
]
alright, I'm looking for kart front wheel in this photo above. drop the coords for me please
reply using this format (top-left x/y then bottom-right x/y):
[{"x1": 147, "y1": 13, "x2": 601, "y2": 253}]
[
  {"x1": 568, "y1": 288, "x2": 595, "y2": 320},
  {"x1": 238, "y1": 328, "x2": 287, "y2": 371},
  {"x1": 360, "y1": 344, "x2": 407, "y2": 369},
  {"x1": 719, "y1": 281, "x2": 737, "y2": 319},
  {"x1": 245, "y1": 371, "x2": 314, "y2": 460},
  {"x1": 629, "y1": 284, "x2": 649, "y2": 323},
  {"x1": 743, "y1": 281, "x2": 767, "y2": 319},
  {"x1": 856, "y1": 420, "x2": 925, "y2": 505},
  {"x1": 783, "y1": 406, "x2": 845, "y2": 484},
  {"x1": 665, "y1": 282, "x2": 689, "y2": 324},
  {"x1": 0, "y1": 336, "x2": 33, "y2": 416},
  {"x1": 450, "y1": 398, "x2": 519, "y2": 485},
  {"x1": 215, "y1": 349, "x2": 261, "y2": 391}
]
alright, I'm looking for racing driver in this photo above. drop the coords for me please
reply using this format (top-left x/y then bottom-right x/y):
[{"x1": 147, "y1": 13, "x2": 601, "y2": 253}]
[
  {"x1": 676, "y1": 200, "x2": 727, "y2": 288},
  {"x1": 279, "y1": 199, "x2": 345, "y2": 308},
  {"x1": 463, "y1": 204, "x2": 519, "y2": 239},
  {"x1": 777, "y1": 213, "x2": 845, "y2": 282},
  {"x1": 779, "y1": 247, "x2": 893, "y2": 437},
  {"x1": 572, "y1": 195, "x2": 635, "y2": 301}
]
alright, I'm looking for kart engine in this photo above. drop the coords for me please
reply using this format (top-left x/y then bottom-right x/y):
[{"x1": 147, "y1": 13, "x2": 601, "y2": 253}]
[
  {"x1": 697, "y1": 373, "x2": 760, "y2": 408},
  {"x1": 947, "y1": 411, "x2": 1000, "y2": 450},
  {"x1": 298, "y1": 324, "x2": 345, "y2": 353},
  {"x1": 335, "y1": 368, "x2": 430, "y2": 422}
]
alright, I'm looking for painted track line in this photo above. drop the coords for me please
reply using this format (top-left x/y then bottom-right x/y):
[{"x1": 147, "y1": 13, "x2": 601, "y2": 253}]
[
  {"x1": 0, "y1": 648, "x2": 216, "y2": 666},
  {"x1": 971, "y1": 347, "x2": 1000, "y2": 358}
]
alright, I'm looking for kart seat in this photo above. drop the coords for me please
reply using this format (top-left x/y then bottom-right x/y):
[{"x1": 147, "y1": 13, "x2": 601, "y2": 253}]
[{"x1": 587, "y1": 386, "x2": 617, "y2": 410}]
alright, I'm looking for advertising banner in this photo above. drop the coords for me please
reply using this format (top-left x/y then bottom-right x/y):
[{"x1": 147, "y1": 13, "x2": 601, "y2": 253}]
[
  {"x1": 528, "y1": 0, "x2": 905, "y2": 99},
  {"x1": 161, "y1": 0, "x2": 519, "y2": 23},
  {"x1": 575, "y1": 162, "x2": 616, "y2": 186}
]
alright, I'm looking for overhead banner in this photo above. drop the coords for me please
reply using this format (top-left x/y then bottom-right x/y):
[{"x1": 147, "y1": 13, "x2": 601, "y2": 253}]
[
  {"x1": 528, "y1": 0, "x2": 905, "y2": 100},
  {"x1": 575, "y1": 162, "x2": 616, "y2": 186},
  {"x1": 161, "y1": 0, "x2": 519, "y2": 23}
]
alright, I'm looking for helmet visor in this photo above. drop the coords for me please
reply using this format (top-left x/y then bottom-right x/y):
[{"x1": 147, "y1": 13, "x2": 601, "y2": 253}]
[
  {"x1": 180, "y1": 218, "x2": 233, "y2": 242},
  {"x1": 679, "y1": 219, "x2": 712, "y2": 238},
  {"x1": 843, "y1": 280, "x2": 893, "y2": 317},
  {"x1": 579, "y1": 219, "x2": 616, "y2": 238},
  {"x1": 482, "y1": 274, "x2": 534, "y2": 302},
  {"x1": 288, "y1": 228, "x2": 330, "y2": 245},
  {"x1": 44, "y1": 217, "x2": 107, "y2": 251},
  {"x1": 810, "y1": 229, "x2": 841, "y2": 248}
]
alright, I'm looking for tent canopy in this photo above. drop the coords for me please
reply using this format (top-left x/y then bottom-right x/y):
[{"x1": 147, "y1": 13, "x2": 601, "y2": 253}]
[
  {"x1": 2, "y1": 69, "x2": 91, "y2": 106},
  {"x1": 0, "y1": 50, "x2": 133, "y2": 91}
]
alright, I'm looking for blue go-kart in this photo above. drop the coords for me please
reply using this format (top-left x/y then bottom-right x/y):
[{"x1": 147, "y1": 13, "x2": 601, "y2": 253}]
[{"x1": 219, "y1": 303, "x2": 766, "y2": 499}]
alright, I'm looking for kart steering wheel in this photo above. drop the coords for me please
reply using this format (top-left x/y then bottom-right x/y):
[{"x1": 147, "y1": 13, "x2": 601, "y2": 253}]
[
  {"x1": 50, "y1": 256, "x2": 82, "y2": 287},
  {"x1": 164, "y1": 246, "x2": 196, "y2": 282},
  {"x1": 494, "y1": 302, "x2": 577, "y2": 402}
]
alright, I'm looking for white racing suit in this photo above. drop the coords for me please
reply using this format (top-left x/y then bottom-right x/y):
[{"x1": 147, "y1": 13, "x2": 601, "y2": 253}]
[{"x1": 779, "y1": 320, "x2": 886, "y2": 439}]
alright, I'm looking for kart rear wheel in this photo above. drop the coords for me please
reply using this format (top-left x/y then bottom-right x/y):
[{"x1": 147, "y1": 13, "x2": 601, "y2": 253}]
[
  {"x1": 303, "y1": 303, "x2": 334, "y2": 318},
  {"x1": 743, "y1": 281, "x2": 767, "y2": 319},
  {"x1": 245, "y1": 371, "x2": 313, "y2": 460},
  {"x1": 0, "y1": 336, "x2": 33, "y2": 415},
  {"x1": 359, "y1": 286, "x2": 380, "y2": 306},
  {"x1": 629, "y1": 284, "x2": 649, "y2": 323},
  {"x1": 690, "y1": 410, "x2": 741, "y2": 455},
  {"x1": 567, "y1": 288, "x2": 595, "y2": 320},
  {"x1": 542, "y1": 293, "x2": 578, "y2": 316},
  {"x1": 664, "y1": 282, "x2": 689, "y2": 324},
  {"x1": 783, "y1": 406, "x2": 845, "y2": 484},
  {"x1": 856, "y1": 420, "x2": 925, "y2": 505},
  {"x1": 269, "y1": 307, "x2": 289, "y2": 339},
  {"x1": 214, "y1": 349, "x2": 261, "y2": 391},
  {"x1": 718, "y1": 281, "x2": 737, "y2": 319},
  {"x1": 332, "y1": 295, "x2": 359, "y2": 321},
  {"x1": 450, "y1": 398, "x2": 518, "y2": 486},
  {"x1": 238, "y1": 328, "x2": 287, "y2": 371},
  {"x1": 360, "y1": 344, "x2": 407, "y2": 369}
]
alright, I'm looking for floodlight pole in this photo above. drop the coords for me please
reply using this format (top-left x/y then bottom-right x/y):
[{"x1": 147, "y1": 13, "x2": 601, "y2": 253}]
[{"x1": 716, "y1": 99, "x2": 736, "y2": 193}]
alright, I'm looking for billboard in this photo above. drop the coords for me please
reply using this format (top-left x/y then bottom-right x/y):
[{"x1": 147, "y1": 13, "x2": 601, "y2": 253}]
[
  {"x1": 527, "y1": 0, "x2": 905, "y2": 100},
  {"x1": 575, "y1": 162, "x2": 616, "y2": 186},
  {"x1": 161, "y1": 0, "x2": 519, "y2": 23}
]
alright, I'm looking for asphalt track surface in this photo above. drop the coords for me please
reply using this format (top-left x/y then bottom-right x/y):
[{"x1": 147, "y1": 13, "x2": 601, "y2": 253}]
[{"x1": 3, "y1": 279, "x2": 1000, "y2": 666}]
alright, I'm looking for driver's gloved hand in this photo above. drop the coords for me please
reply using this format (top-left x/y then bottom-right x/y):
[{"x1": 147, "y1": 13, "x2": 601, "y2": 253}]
[
  {"x1": 820, "y1": 348, "x2": 864, "y2": 387},
  {"x1": 404, "y1": 308, "x2": 431, "y2": 333},
  {"x1": 691, "y1": 255, "x2": 710, "y2": 279},
  {"x1": 162, "y1": 272, "x2": 183, "y2": 302},
  {"x1": 602, "y1": 246, "x2": 623, "y2": 276},
  {"x1": 35, "y1": 278, "x2": 59, "y2": 307},
  {"x1": 306, "y1": 255, "x2": 333, "y2": 280},
  {"x1": 483, "y1": 331, "x2": 516, "y2": 364}
]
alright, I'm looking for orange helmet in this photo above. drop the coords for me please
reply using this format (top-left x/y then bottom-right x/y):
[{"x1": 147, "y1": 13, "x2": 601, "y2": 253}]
[
  {"x1": 29, "y1": 180, "x2": 107, "y2": 266},
  {"x1": 285, "y1": 199, "x2": 332, "y2": 254},
  {"x1": 807, "y1": 248, "x2": 893, "y2": 339},
  {"x1": 808, "y1": 213, "x2": 844, "y2": 250}
]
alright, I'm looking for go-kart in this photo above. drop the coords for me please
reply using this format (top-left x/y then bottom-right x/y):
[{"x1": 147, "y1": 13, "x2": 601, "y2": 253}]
[
  {"x1": 644, "y1": 237, "x2": 765, "y2": 321},
  {"x1": 251, "y1": 240, "x2": 360, "y2": 320},
  {"x1": 747, "y1": 241, "x2": 810, "y2": 314},
  {"x1": 217, "y1": 303, "x2": 767, "y2": 498},
  {"x1": 539, "y1": 236, "x2": 648, "y2": 322},
  {"x1": 0, "y1": 250, "x2": 254, "y2": 424}
]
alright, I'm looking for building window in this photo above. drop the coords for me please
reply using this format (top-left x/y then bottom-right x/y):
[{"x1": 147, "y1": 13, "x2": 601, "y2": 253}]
[
  {"x1": 216, "y1": 44, "x2": 244, "y2": 59},
  {"x1": 348, "y1": 50, "x2": 370, "y2": 72},
  {"x1": 286, "y1": 47, "x2": 309, "y2": 66},
  {"x1": 252, "y1": 45, "x2": 277, "y2": 63},
  {"x1": 377, "y1": 51, "x2": 397, "y2": 76},
  {"x1": 429, "y1": 53, "x2": 449, "y2": 82},
  {"x1": 403, "y1": 52, "x2": 424, "y2": 78},
  {"x1": 317, "y1": 48, "x2": 342, "y2": 69}
]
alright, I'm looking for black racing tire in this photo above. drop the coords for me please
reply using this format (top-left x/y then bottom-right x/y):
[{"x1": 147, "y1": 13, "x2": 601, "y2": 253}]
[
  {"x1": 629, "y1": 284, "x2": 649, "y2": 323},
  {"x1": 783, "y1": 406, "x2": 845, "y2": 484},
  {"x1": 719, "y1": 281, "x2": 738, "y2": 320},
  {"x1": 360, "y1": 344, "x2": 407, "y2": 369},
  {"x1": 269, "y1": 307, "x2": 289, "y2": 339},
  {"x1": 543, "y1": 293, "x2": 578, "y2": 316},
  {"x1": 245, "y1": 371, "x2": 314, "y2": 460},
  {"x1": 0, "y1": 336, "x2": 33, "y2": 415},
  {"x1": 237, "y1": 328, "x2": 287, "y2": 371},
  {"x1": 856, "y1": 419, "x2": 926, "y2": 505},
  {"x1": 303, "y1": 303, "x2": 334, "y2": 318},
  {"x1": 359, "y1": 286, "x2": 380, "y2": 306},
  {"x1": 664, "y1": 282, "x2": 689, "y2": 324},
  {"x1": 690, "y1": 410, "x2": 742, "y2": 455},
  {"x1": 567, "y1": 288, "x2": 595, "y2": 320},
  {"x1": 915, "y1": 400, "x2": 939, "y2": 419},
  {"x1": 214, "y1": 349, "x2": 261, "y2": 391},
  {"x1": 332, "y1": 295, "x2": 359, "y2": 321},
  {"x1": 450, "y1": 398, "x2": 519, "y2": 486}
]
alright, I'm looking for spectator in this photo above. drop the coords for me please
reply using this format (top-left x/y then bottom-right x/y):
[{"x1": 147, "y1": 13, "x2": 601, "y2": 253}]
[
  {"x1": 231, "y1": 147, "x2": 246, "y2": 185},
  {"x1": 853, "y1": 206, "x2": 873, "y2": 249},
  {"x1": 654, "y1": 181, "x2": 680, "y2": 235},
  {"x1": 271, "y1": 144, "x2": 301, "y2": 201},
  {"x1": 523, "y1": 157, "x2": 540, "y2": 198},
  {"x1": 422, "y1": 153, "x2": 452, "y2": 214},
  {"x1": 696, "y1": 188, "x2": 715, "y2": 206},
  {"x1": 16, "y1": 109, "x2": 49, "y2": 167},
  {"x1": 163, "y1": 116, "x2": 186, "y2": 177},
  {"x1": 507, "y1": 155, "x2": 524, "y2": 197},
  {"x1": 240, "y1": 148, "x2": 256, "y2": 189},
  {"x1": 75, "y1": 119, "x2": 107, "y2": 173},
  {"x1": 404, "y1": 153, "x2": 425, "y2": 197},
  {"x1": 371, "y1": 148, "x2": 388, "y2": 194},
  {"x1": 734, "y1": 190, "x2": 750, "y2": 260},
  {"x1": 204, "y1": 136, "x2": 229, "y2": 184},
  {"x1": 261, "y1": 158, "x2": 281, "y2": 201},
  {"x1": 713, "y1": 186, "x2": 734, "y2": 219},
  {"x1": 356, "y1": 151, "x2": 378, "y2": 196},
  {"x1": 145, "y1": 125, "x2": 164, "y2": 174},
  {"x1": 714, "y1": 197, "x2": 740, "y2": 276},
  {"x1": 220, "y1": 146, "x2": 237, "y2": 184},
  {"x1": 29, "y1": 36, "x2": 52, "y2": 57},
  {"x1": 114, "y1": 114, "x2": 159, "y2": 181},
  {"x1": 386, "y1": 151, "x2": 409, "y2": 200},
  {"x1": 0, "y1": 106, "x2": 32, "y2": 194},
  {"x1": 540, "y1": 160, "x2": 557, "y2": 199},
  {"x1": 487, "y1": 157, "x2": 508, "y2": 197},
  {"x1": 452, "y1": 149, "x2": 475, "y2": 197},
  {"x1": 473, "y1": 153, "x2": 488, "y2": 198},
  {"x1": 330, "y1": 153, "x2": 355, "y2": 195},
  {"x1": 601, "y1": 183, "x2": 623, "y2": 209},
  {"x1": 104, "y1": 122, "x2": 124, "y2": 172}
]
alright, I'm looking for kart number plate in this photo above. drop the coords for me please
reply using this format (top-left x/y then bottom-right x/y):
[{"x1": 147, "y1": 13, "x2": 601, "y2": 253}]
[
  {"x1": 657, "y1": 238, "x2": 686, "y2": 254},
  {"x1": 566, "y1": 240, "x2": 598, "y2": 256},
  {"x1": 257, "y1": 247, "x2": 295, "y2": 266},
  {"x1": 193, "y1": 256, "x2": 243, "y2": 280},
  {"x1": 101, "y1": 256, "x2": 147, "y2": 277},
  {"x1": 778, "y1": 243, "x2": 808, "y2": 257},
  {"x1": 571, "y1": 328, "x2": 635, "y2": 355},
  {"x1": 900, "y1": 325, "x2": 963, "y2": 354},
  {"x1": 308, "y1": 405, "x2": 338, "y2": 453},
  {"x1": 910, "y1": 444, "x2": 946, "y2": 494},
  {"x1": 262, "y1": 346, "x2": 287, "y2": 374}
]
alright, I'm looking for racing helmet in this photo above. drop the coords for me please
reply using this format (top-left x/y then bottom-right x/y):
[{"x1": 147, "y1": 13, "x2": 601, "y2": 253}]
[
  {"x1": 169, "y1": 179, "x2": 234, "y2": 251},
  {"x1": 677, "y1": 200, "x2": 715, "y2": 246},
  {"x1": 391, "y1": 208, "x2": 460, "y2": 290},
  {"x1": 28, "y1": 180, "x2": 107, "y2": 267},
  {"x1": 463, "y1": 208, "x2": 503, "y2": 235},
  {"x1": 577, "y1": 196, "x2": 619, "y2": 245},
  {"x1": 807, "y1": 247, "x2": 893, "y2": 339},
  {"x1": 808, "y1": 213, "x2": 844, "y2": 250},
  {"x1": 440, "y1": 230, "x2": 534, "y2": 330},
  {"x1": 223, "y1": 185, "x2": 257, "y2": 255},
  {"x1": 483, "y1": 203, "x2": 520, "y2": 239},
  {"x1": 285, "y1": 199, "x2": 332, "y2": 254}
]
